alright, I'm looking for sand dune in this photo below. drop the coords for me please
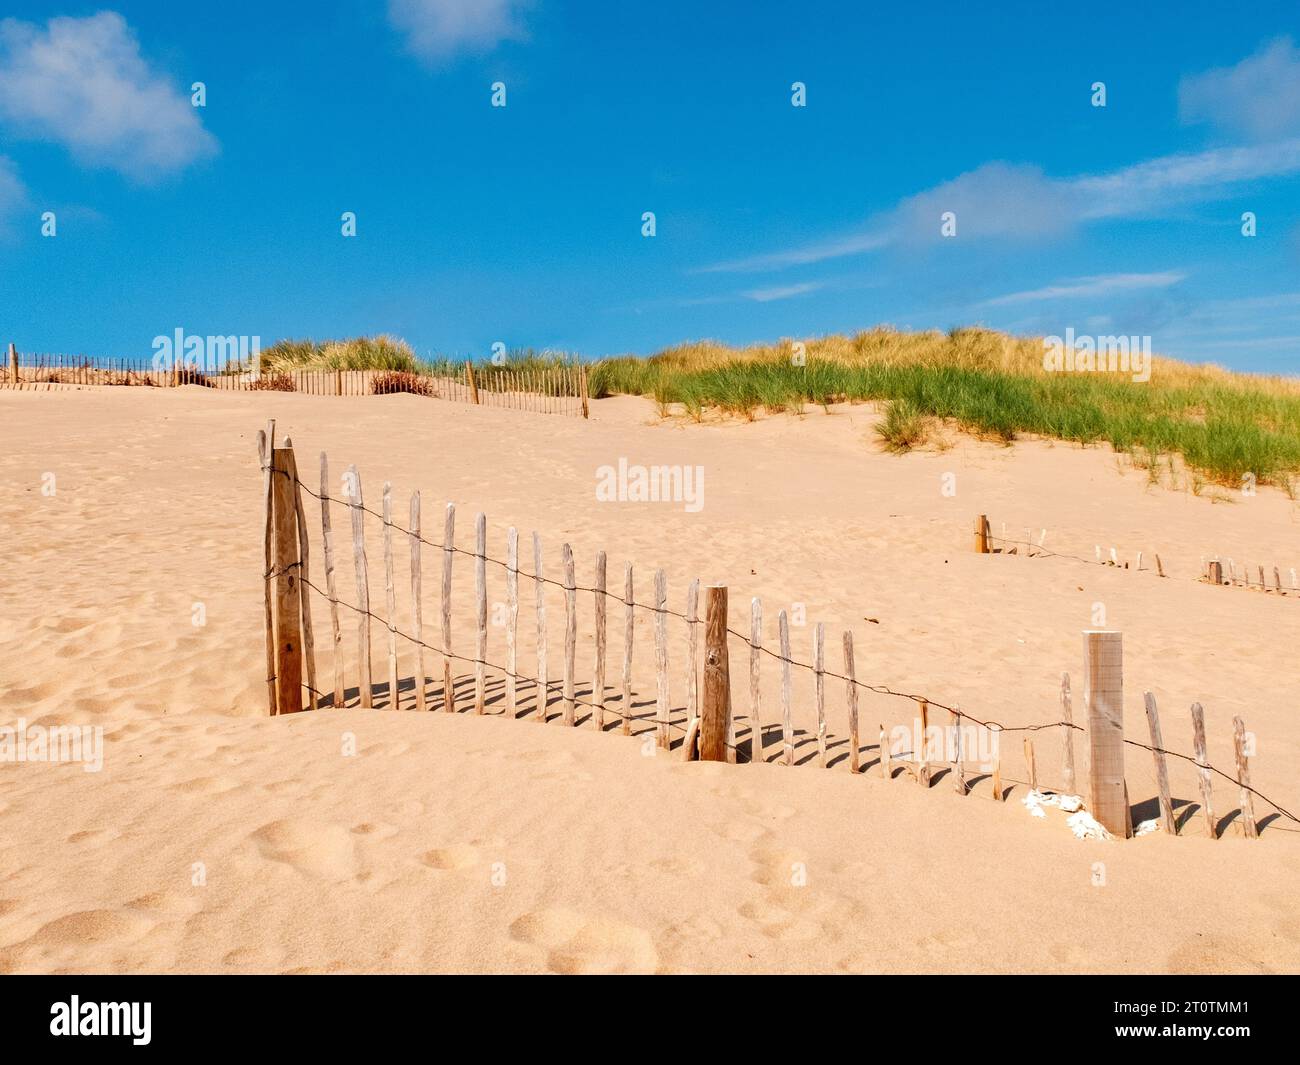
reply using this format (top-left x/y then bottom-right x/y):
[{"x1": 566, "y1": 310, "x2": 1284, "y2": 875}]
[{"x1": 1, "y1": 387, "x2": 1298, "y2": 973}]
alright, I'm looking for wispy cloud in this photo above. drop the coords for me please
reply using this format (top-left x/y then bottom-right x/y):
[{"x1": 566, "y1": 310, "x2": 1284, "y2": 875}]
[
  {"x1": 388, "y1": 0, "x2": 530, "y2": 63},
  {"x1": 0, "y1": 154, "x2": 30, "y2": 238},
  {"x1": 0, "y1": 13, "x2": 216, "y2": 182},
  {"x1": 1073, "y1": 139, "x2": 1300, "y2": 218},
  {"x1": 742, "y1": 281, "x2": 824, "y2": 302},
  {"x1": 1180, "y1": 36, "x2": 1300, "y2": 140},
  {"x1": 982, "y1": 271, "x2": 1187, "y2": 307},
  {"x1": 698, "y1": 233, "x2": 889, "y2": 274},
  {"x1": 700, "y1": 139, "x2": 1300, "y2": 274}
]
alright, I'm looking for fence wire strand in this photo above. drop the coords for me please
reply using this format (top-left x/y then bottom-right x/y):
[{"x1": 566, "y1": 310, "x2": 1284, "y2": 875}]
[{"x1": 266, "y1": 462, "x2": 1300, "y2": 827}]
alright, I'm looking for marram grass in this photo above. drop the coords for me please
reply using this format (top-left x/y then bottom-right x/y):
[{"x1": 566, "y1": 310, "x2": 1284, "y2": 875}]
[{"x1": 587, "y1": 327, "x2": 1300, "y2": 486}]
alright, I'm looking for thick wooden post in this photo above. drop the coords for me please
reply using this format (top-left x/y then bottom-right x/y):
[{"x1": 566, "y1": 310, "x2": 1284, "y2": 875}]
[
  {"x1": 465, "y1": 361, "x2": 480, "y2": 405},
  {"x1": 1084, "y1": 630, "x2": 1131, "y2": 838},
  {"x1": 974, "y1": 514, "x2": 989, "y2": 553},
  {"x1": 579, "y1": 365, "x2": 590, "y2": 419},
  {"x1": 700, "y1": 585, "x2": 730, "y2": 762},
  {"x1": 8, "y1": 342, "x2": 16, "y2": 384},
  {"x1": 1207, "y1": 560, "x2": 1223, "y2": 585},
  {"x1": 270, "y1": 446, "x2": 305, "y2": 714}
]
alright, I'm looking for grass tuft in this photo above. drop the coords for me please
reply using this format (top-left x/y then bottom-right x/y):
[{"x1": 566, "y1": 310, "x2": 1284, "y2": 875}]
[{"x1": 875, "y1": 399, "x2": 930, "y2": 453}]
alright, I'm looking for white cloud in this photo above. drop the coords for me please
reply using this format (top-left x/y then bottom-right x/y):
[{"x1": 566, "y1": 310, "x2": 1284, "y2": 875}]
[
  {"x1": 1180, "y1": 37, "x2": 1300, "y2": 140},
  {"x1": 890, "y1": 162, "x2": 1077, "y2": 243},
  {"x1": 982, "y1": 272, "x2": 1187, "y2": 307},
  {"x1": 388, "y1": 0, "x2": 529, "y2": 62},
  {"x1": 0, "y1": 13, "x2": 216, "y2": 181}
]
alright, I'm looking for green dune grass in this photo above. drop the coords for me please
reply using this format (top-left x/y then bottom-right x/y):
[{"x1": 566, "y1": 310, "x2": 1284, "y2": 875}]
[{"x1": 588, "y1": 327, "x2": 1300, "y2": 488}]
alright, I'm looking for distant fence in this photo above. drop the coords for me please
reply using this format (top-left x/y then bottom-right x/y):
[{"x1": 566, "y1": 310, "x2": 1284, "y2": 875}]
[
  {"x1": 973, "y1": 513, "x2": 1299, "y2": 598},
  {"x1": 0, "y1": 344, "x2": 589, "y2": 417},
  {"x1": 258, "y1": 428, "x2": 1296, "y2": 841}
]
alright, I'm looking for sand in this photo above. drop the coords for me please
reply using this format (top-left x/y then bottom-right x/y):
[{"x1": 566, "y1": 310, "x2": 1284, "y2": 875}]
[{"x1": 1, "y1": 386, "x2": 1297, "y2": 973}]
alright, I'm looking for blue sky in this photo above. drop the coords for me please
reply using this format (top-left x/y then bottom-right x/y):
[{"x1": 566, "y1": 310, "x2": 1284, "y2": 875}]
[{"x1": 1, "y1": 0, "x2": 1299, "y2": 371}]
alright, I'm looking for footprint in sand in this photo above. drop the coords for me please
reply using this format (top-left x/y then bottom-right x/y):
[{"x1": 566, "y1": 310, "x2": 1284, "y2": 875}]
[
  {"x1": 648, "y1": 855, "x2": 705, "y2": 877},
  {"x1": 509, "y1": 907, "x2": 658, "y2": 975},
  {"x1": 28, "y1": 908, "x2": 155, "y2": 947},
  {"x1": 66, "y1": 829, "x2": 115, "y2": 846},
  {"x1": 127, "y1": 890, "x2": 202, "y2": 917},
  {"x1": 170, "y1": 775, "x2": 242, "y2": 796},
  {"x1": 738, "y1": 898, "x2": 823, "y2": 942},
  {"x1": 420, "y1": 845, "x2": 481, "y2": 871},
  {"x1": 250, "y1": 818, "x2": 358, "y2": 882}
]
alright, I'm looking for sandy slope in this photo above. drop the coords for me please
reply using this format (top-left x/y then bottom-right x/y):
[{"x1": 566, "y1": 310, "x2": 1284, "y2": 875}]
[{"x1": 0, "y1": 386, "x2": 1297, "y2": 973}]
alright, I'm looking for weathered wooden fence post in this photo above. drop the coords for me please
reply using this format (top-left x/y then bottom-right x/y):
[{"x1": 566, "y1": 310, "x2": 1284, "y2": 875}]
[
  {"x1": 974, "y1": 514, "x2": 990, "y2": 554},
  {"x1": 270, "y1": 443, "x2": 306, "y2": 714},
  {"x1": 287, "y1": 440, "x2": 318, "y2": 710},
  {"x1": 1084, "y1": 630, "x2": 1131, "y2": 838},
  {"x1": 1190, "y1": 702, "x2": 1216, "y2": 838},
  {"x1": 465, "y1": 361, "x2": 480, "y2": 405},
  {"x1": 1143, "y1": 692, "x2": 1176, "y2": 835},
  {"x1": 259, "y1": 425, "x2": 277, "y2": 715},
  {"x1": 654, "y1": 569, "x2": 670, "y2": 748},
  {"x1": 1060, "y1": 672, "x2": 1077, "y2": 794},
  {"x1": 318, "y1": 454, "x2": 346, "y2": 707},
  {"x1": 700, "y1": 585, "x2": 730, "y2": 762},
  {"x1": 1233, "y1": 716, "x2": 1258, "y2": 839},
  {"x1": 347, "y1": 465, "x2": 373, "y2": 709},
  {"x1": 8, "y1": 342, "x2": 17, "y2": 385}
]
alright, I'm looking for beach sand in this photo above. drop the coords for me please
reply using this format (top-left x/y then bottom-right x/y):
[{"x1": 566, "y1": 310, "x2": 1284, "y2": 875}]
[{"x1": 1, "y1": 386, "x2": 1297, "y2": 973}]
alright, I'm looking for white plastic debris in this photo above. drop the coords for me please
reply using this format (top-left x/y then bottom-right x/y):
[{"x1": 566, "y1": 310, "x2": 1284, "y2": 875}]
[
  {"x1": 1134, "y1": 818, "x2": 1160, "y2": 837},
  {"x1": 1022, "y1": 790, "x2": 1049, "y2": 818},
  {"x1": 1066, "y1": 811, "x2": 1111, "y2": 840},
  {"x1": 1022, "y1": 791, "x2": 1102, "y2": 836}
]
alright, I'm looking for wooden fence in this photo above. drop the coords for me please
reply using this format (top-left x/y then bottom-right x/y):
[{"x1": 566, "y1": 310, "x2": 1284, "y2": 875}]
[
  {"x1": 1, "y1": 344, "x2": 589, "y2": 417},
  {"x1": 257, "y1": 429, "x2": 1294, "y2": 841},
  {"x1": 975, "y1": 513, "x2": 1298, "y2": 598}
]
